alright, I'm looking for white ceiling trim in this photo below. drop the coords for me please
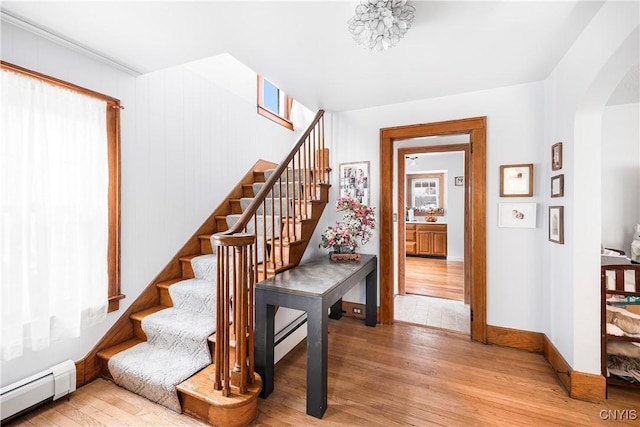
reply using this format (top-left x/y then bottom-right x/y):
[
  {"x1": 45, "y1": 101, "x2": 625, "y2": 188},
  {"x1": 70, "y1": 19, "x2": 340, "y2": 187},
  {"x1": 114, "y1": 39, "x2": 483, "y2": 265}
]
[{"x1": 1, "y1": 10, "x2": 141, "y2": 76}]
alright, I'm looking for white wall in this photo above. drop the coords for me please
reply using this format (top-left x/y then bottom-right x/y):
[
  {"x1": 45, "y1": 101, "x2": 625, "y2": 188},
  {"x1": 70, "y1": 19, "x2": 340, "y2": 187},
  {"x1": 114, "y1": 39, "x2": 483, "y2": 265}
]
[
  {"x1": 543, "y1": 0, "x2": 639, "y2": 374},
  {"x1": 601, "y1": 103, "x2": 640, "y2": 253},
  {"x1": 324, "y1": 82, "x2": 545, "y2": 331},
  {"x1": 405, "y1": 152, "x2": 465, "y2": 261},
  {"x1": 0, "y1": 22, "x2": 300, "y2": 387}
]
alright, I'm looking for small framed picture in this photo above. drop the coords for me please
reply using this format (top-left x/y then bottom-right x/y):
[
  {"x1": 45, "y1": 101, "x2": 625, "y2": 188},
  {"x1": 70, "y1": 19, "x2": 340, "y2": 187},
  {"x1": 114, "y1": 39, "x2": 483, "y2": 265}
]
[
  {"x1": 498, "y1": 203, "x2": 537, "y2": 228},
  {"x1": 549, "y1": 206, "x2": 564, "y2": 244},
  {"x1": 551, "y1": 174, "x2": 564, "y2": 198},
  {"x1": 500, "y1": 164, "x2": 533, "y2": 197},
  {"x1": 552, "y1": 142, "x2": 563, "y2": 171},
  {"x1": 339, "y1": 161, "x2": 370, "y2": 205},
  {"x1": 454, "y1": 176, "x2": 464, "y2": 186}
]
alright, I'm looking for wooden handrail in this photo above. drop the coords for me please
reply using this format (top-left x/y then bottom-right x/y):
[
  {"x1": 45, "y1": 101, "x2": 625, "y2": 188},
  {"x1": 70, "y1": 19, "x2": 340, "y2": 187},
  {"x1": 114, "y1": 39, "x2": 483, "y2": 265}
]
[
  {"x1": 223, "y1": 109, "x2": 325, "y2": 235},
  {"x1": 210, "y1": 110, "x2": 327, "y2": 399}
]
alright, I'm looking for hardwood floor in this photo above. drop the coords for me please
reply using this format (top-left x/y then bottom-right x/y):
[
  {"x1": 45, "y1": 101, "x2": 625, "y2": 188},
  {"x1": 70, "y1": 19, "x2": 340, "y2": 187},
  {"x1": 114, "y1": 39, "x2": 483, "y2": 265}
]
[
  {"x1": 405, "y1": 256, "x2": 464, "y2": 301},
  {"x1": 9, "y1": 318, "x2": 639, "y2": 426}
]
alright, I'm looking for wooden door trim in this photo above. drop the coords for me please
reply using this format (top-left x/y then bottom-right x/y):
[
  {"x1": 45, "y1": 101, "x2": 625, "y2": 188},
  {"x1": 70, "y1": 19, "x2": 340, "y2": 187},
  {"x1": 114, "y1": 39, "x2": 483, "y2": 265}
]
[
  {"x1": 397, "y1": 144, "x2": 470, "y2": 298},
  {"x1": 380, "y1": 117, "x2": 487, "y2": 343}
]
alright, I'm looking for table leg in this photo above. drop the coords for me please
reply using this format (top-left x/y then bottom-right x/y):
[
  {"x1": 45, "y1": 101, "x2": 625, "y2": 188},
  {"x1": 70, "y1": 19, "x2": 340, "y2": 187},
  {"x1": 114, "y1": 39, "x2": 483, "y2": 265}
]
[
  {"x1": 306, "y1": 304, "x2": 328, "y2": 418},
  {"x1": 255, "y1": 301, "x2": 275, "y2": 398},
  {"x1": 329, "y1": 298, "x2": 342, "y2": 320},
  {"x1": 365, "y1": 268, "x2": 377, "y2": 326}
]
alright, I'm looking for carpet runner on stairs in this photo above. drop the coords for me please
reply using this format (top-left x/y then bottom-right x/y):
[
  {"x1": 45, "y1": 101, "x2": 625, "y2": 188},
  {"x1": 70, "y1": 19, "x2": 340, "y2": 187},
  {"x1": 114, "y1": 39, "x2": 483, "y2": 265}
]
[{"x1": 107, "y1": 255, "x2": 217, "y2": 413}]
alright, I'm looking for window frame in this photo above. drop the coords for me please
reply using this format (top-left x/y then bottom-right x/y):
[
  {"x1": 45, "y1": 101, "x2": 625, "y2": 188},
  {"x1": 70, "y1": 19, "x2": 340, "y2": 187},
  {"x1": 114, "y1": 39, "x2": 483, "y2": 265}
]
[
  {"x1": 406, "y1": 172, "x2": 445, "y2": 216},
  {"x1": 1, "y1": 61, "x2": 124, "y2": 312},
  {"x1": 257, "y1": 75, "x2": 293, "y2": 130}
]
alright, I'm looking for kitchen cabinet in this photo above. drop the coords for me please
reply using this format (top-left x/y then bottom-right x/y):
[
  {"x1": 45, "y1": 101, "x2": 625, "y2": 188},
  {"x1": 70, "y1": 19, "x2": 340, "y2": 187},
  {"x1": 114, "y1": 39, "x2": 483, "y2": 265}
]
[
  {"x1": 406, "y1": 223, "x2": 447, "y2": 257},
  {"x1": 406, "y1": 224, "x2": 416, "y2": 254}
]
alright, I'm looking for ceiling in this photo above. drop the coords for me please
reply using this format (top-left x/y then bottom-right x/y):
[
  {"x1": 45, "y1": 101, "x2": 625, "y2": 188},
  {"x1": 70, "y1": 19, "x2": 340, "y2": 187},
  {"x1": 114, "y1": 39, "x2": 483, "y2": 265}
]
[{"x1": 2, "y1": 1, "x2": 636, "y2": 112}]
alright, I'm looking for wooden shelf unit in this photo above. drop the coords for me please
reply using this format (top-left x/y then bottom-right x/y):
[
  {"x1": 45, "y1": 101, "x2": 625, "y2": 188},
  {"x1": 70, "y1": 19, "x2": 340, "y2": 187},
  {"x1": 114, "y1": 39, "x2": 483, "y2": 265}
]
[{"x1": 601, "y1": 262, "x2": 640, "y2": 392}]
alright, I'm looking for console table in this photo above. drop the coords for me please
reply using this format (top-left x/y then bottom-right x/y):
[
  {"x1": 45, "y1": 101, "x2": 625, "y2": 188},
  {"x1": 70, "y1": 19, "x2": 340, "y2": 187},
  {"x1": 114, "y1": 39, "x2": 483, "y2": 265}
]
[{"x1": 254, "y1": 254, "x2": 377, "y2": 419}]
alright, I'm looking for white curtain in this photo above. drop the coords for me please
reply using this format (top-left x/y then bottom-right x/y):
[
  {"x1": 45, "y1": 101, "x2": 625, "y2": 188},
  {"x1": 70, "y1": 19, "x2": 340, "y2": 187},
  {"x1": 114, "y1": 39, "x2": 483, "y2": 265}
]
[{"x1": 1, "y1": 69, "x2": 108, "y2": 361}]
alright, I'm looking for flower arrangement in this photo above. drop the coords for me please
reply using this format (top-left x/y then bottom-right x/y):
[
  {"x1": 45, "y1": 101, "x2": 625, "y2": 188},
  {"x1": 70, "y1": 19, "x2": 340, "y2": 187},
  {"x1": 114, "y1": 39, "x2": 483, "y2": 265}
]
[{"x1": 319, "y1": 197, "x2": 376, "y2": 254}]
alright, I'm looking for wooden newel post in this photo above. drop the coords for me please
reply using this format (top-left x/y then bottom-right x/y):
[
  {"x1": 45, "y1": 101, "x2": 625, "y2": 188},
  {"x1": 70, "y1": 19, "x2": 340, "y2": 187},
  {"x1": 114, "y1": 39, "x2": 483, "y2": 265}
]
[{"x1": 211, "y1": 232, "x2": 256, "y2": 397}]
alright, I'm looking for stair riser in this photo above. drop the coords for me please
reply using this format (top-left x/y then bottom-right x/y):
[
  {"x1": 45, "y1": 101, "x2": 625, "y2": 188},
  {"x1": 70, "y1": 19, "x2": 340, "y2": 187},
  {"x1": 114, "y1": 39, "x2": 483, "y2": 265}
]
[
  {"x1": 159, "y1": 287, "x2": 173, "y2": 307},
  {"x1": 133, "y1": 319, "x2": 148, "y2": 341},
  {"x1": 314, "y1": 184, "x2": 329, "y2": 202},
  {"x1": 268, "y1": 245, "x2": 291, "y2": 265},
  {"x1": 230, "y1": 199, "x2": 242, "y2": 214},
  {"x1": 242, "y1": 184, "x2": 254, "y2": 198},
  {"x1": 199, "y1": 236, "x2": 213, "y2": 254},
  {"x1": 216, "y1": 216, "x2": 228, "y2": 231},
  {"x1": 99, "y1": 359, "x2": 113, "y2": 381},
  {"x1": 181, "y1": 259, "x2": 195, "y2": 279},
  {"x1": 268, "y1": 243, "x2": 307, "y2": 265},
  {"x1": 252, "y1": 171, "x2": 265, "y2": 182},
  {"x1": 281, "y1": 220, "x2": 314, "y2": 240}
]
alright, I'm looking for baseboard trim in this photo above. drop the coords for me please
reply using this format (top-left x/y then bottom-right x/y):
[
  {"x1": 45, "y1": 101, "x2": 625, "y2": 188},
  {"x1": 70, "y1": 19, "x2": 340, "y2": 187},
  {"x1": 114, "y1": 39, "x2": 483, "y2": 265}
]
[
  {"x1": 541, "y1": 334, "x2": 572, "y2": 395},
  {"x1": 570, "y1": 370, "x2": 606, "y2": 403},
  {"x1": 486, "y1": 325, "x2": 544, "y2": 352},
  {"x1": 542, "y1": 335, "x2": 605, "y2": 403},
  {"x1": 486, "y1": 325, "x2": 605, "y2": 403}
]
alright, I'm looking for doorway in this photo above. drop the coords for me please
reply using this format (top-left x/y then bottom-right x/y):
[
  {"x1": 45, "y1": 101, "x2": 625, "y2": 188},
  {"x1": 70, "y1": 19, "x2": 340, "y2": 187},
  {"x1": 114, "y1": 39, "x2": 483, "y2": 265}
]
[
  {"x1": 379, "y1": 117, "x2": 487, "y2": 343},
  {"x1": 396, "y1": 144, "x2": 469, "y2": 333}
]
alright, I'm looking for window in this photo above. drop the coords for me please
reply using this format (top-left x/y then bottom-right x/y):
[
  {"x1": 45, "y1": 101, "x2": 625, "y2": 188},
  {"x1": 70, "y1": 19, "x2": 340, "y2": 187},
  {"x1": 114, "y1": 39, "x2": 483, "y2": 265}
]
[
  {"x1": 1, "y1": 61, "x2": 122, "y2": 360},
  {"x1": 407, "y1": 173, "x2": 445, "y2": 215},
  {"x1": 257, "y1": 75, "x2": 293, "y2": 130},
  {"x1": 413, "y1": 178, "x2": 439, "y2": 208}
]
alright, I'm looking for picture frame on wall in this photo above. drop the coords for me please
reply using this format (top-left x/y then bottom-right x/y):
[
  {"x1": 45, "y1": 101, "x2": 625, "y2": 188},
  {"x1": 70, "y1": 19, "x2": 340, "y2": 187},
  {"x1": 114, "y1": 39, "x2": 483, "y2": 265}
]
[
  {"x1": 339, "y1": 161, "x2": 370, "y2": 205},
  {"x1": 500, "y1": 163, "x2": 533, "y2": 197},
  {"x1": 454, "y1": 176, "x2": 464, "y2": 186},
  {"x1": 498, "y1": 202, "x2": 537, "y2": 228},
  {"x1": 552, "y1": 142, "x2": 563, "y2": 171},
  {"x1": 551, "y1": 174, "x2": 564, "y2": 198},
  {"x1": 549, "y1": 206, "x2": 564, "y2": 244}
]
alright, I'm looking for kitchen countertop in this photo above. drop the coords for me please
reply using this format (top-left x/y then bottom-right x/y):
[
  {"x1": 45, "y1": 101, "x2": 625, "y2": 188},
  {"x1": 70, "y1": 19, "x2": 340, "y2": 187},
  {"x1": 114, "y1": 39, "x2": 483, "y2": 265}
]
[{"x1": 406, "y1": 219, "x2": 448, "y2": 225}]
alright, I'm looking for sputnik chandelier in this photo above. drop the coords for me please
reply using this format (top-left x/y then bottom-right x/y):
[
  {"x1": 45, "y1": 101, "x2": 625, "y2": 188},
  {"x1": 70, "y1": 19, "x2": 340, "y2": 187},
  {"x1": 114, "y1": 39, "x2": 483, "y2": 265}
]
[{"x1": 347, "y1": 0, "x2": 416, "y2": 52}]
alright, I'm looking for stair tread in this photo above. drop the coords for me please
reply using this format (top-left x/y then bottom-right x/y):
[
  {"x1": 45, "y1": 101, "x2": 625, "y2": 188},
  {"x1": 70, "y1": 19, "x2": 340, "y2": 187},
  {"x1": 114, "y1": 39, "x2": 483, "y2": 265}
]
[
  {"x1": 267, "y1": 237, "x2": 306, "y2": 247},
  {"x1": 156, "y1": 278, "x2": 183, "y2": 289},
  {"x1": 97, "y1": 338, "x2": 144, "y2": 361},
  {"x1": 130, "y1": 305, "x2": 166, "y2": 321}
]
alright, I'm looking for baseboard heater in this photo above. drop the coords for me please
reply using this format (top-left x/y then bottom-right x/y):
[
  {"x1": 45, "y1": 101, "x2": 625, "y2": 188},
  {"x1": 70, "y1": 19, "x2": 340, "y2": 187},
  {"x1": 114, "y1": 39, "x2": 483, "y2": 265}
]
[{"x1": 1, "y1": 359, "x2": 76, "y2": 423}]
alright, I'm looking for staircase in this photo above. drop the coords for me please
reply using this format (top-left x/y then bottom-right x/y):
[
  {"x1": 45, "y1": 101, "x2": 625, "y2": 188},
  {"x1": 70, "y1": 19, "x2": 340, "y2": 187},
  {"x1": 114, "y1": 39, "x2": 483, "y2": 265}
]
[{"x1": 87, "y1": 110, "x2": 329, "y2": 426}]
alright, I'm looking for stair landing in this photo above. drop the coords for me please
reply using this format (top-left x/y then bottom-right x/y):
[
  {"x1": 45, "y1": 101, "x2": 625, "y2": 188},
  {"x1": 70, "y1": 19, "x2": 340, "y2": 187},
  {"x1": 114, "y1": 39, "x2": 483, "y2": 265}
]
[{"x1": 177, "y1": 365, "x2": 262, "y2": 427}]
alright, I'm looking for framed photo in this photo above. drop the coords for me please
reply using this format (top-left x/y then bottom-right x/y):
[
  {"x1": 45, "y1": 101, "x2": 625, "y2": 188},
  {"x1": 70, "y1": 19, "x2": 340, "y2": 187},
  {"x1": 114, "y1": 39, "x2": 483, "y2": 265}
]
[
  {"x1": 549, "y1": 206, "x2": 564, "y2": 244},
  {"x1": 500, "y1": 164, "x2": 533, "y2": 197},
  {"x1": 551, "y1": 174, "x2": 564, "y2": 198},
  {"x1": 552, "y1": 142, "x2": 563, "y2": 171},
  {"x1": 498, "y1": 203, "x2": 537, "y2": 228},
  {"x1": 339, "y1": 161, "x2": 370, "y2": 205},
  {"x1": 454, "y1": 176, "x2": 464, "y2": 186}
]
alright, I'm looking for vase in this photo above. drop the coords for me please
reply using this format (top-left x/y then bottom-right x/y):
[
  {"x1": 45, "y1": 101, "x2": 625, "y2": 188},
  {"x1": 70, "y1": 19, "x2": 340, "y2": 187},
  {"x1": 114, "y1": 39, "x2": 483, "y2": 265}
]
[{"x1": 330, "y1": 252, "x2": 361, "y2": 263}]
